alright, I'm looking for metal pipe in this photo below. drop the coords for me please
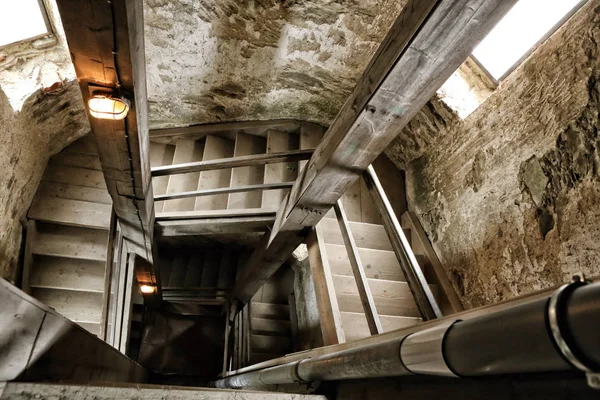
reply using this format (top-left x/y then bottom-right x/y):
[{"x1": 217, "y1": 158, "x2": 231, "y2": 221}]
[{"x1": 214, "y1": 281, "x2": 600, "y2": 389}]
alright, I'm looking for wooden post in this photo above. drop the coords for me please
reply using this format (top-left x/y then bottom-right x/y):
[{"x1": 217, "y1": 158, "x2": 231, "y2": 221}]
[{"x1": 100, "y1": 209, "x2": 118, "y2": 341}]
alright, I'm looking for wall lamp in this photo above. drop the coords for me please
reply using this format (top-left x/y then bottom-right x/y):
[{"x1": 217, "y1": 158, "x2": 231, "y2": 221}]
[
  {"x1": 140, "y1": 284, "x2": 156, "y2": 294},
  {"x1": 87, "y1": 86, "x2": 130, "y2": 120}
]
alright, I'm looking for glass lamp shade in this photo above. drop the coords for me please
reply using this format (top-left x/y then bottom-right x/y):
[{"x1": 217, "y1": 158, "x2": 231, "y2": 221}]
[{"x1": 88, "y1": 95, "x2": 129, "y2": 120}]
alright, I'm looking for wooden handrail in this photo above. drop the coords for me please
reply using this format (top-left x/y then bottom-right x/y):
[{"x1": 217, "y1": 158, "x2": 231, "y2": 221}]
[
  {"x1": 151, "y1": 149, "x2": 313, "y2": 177},
  {"x1": 362, "y1": 165, "x2": 442, "y2": 320},
  {"x1": 333, "y1": 200, "x2": 383, "y2": 335}
]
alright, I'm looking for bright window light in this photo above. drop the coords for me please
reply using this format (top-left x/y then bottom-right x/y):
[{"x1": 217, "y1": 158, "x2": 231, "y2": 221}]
[
  {"x1": 473, "y1": 0, "x2": 585, "y2": 81},
  {"x1": 0, "y1": 0, "x2": 50, "y2": 47}
]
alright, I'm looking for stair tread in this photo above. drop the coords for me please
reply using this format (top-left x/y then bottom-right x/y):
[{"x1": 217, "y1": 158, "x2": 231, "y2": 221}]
[
  {"x1": 50, "y1": 151, "x2": 102, "y2": 171},
  {"x1": 33, "y1": 223, "x2": 108, "y2": 262},
  {"x1": 195, "y1": 135, "x2": 235, "y2": 211},
  {"x1": 332, "y1": 274, "x2": 437, "y2": 318},
  {"x1": 228, "y1": 132, "x2": 266, "y2": 210},
  {"x1": 340, "y1": 311, "x2": 421, "y2": 342},
  {"x1": 32, "y1": 287, "x2": 103, "y2": 323},
  {"x1": 43, "y1": 164, "x2": 106, "y2": 190},
  {"x1": 251, "y1": 317, "x2": 291, "y2": 336},
  {"x1": 261, "y1": 130, "x2": 298, "y2": 209},
  {"x1": 319, "y1": 218, "x2": 392, "y2": 251},
  {"x1": 326, "y1": 243, "x2": 405, "y2": 281},
  {"x1": 29, "y1": 255, "x2": 105, "y2": 293},
  {"x1": 251, "y1": 334, "x2": 292, "y2": 353},
  {"x1": 29, "y1": 195, "x2": 111, "y2": 230},
  {"x1": 37, "y1": 181, "x2": 112, "y2": 205},
  {"x1": 251, "y1": 302, "x2": 290, "y2": 320},
  {"x1": 163, "y1": 139, "x2": 205, "y2": 212},
  {"x1": 149, "y1": 142, "x2": 175, "y2": 213}
]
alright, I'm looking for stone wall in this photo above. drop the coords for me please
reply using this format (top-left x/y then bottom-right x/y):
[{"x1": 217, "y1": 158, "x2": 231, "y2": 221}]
[{"x1": 387, "y1": 1, "x2": 600, "y2": 308}]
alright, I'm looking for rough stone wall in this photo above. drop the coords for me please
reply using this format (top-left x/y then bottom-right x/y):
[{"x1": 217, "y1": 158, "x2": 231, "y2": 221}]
[
  {"x1": 389, "y1": 1, "x2": 600, "y2": 308},
  {"x1": 144, "y1": 0, "x2": 407, "y2": 129}
]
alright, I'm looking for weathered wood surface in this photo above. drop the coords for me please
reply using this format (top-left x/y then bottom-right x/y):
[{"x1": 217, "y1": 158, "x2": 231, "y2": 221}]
[
  {"x1": 152, "y1": 149, "x2": 313, "y2": 177},
  {"x1": 233, "y1": 0, "x2": 517, "y2": 305},
  {"x1": 156, "y1": 215, "x2": 275, "y2": 236},
  {"x1": 0, "y1": 382, "x2": 327, "y2": 399},
  {"x1": 156, "y1": 207, "x2": 277, "y2": 221},
  {"x1": 0, "y1": 278, "x2": 145, "y2": 383},
  {"x1": 55, "y1": 0, "x2": 156, "y2": 279},
  {"x1": 306, "y1": 227, "x2": 346, "y2": 345},
  {"x1": 29, "y1": 196, "x2": 111, "y2": 230},
  {"x1": 195, "y1": 136, "x2": 234, "y2": 211},
  {"x1": 162, "y1": 139, "x2": 205, "y2": 212},
  {"x1": 334, "y1": 201, "x2": 382, "y2": 335},
  {"x1": 228, "y1": 133, "x2": 267, "y2": 209},
  {"x1": 363, "y1": 165, "x2": 441, "y2": 320},
  {"x1": 156, "y1": 182, "x2": 294, "y2": 202},
  {"x1": 33, "y1": 224, "x2": 108, "y2": 262}
]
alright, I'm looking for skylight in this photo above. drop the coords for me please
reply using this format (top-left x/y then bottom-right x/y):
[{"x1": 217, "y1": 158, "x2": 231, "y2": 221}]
[
  {"x1": 473, "y1": 0, "x2": 585, "y2": 81},
  {"x1": 0, "y1": 0, "x2": 50, "y2": 48}
]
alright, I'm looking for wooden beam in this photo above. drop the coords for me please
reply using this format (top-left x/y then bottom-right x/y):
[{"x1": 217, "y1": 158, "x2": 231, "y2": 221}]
[
  {"x1": 100, "y1": 209, "x2": 117, "y2": 341},
  {"x1": 363, "y1": 165, "x2": 442, "y2": 320},
  {"x1": 151, "y1": 149, "x2": 313, "y2": 177},
  {"x1": 156, "y1": 208, "x2": 277, "y2": 221},
  {"x1": 55, "y1": 0, "x2": 156, "y2": 272},
  {"x1": 155, "y1": 182, "x2": 294, "y2": 201},
  {"x1": 157, "y1": 216, "x2": 275, "y2": 237},
  {"x1": 232, "y1": 0, "x2": 517, "y2": 305},
  {"x1": 334, "y1": 200, "x2": 382, "y2": 335}
]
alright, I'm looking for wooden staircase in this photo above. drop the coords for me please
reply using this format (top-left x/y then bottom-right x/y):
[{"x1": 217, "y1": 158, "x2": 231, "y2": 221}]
[{"x1": 23, "y1": 134, "x2": 112, "y2": 337}]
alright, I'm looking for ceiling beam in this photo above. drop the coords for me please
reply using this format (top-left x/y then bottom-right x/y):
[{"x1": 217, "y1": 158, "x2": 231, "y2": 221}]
[
  {"x1": 55, "y1": 0, "x2": 158, "y2": 294},
  {"x1": 232, "y1": 0, "x2": 518, "y2": 304}
]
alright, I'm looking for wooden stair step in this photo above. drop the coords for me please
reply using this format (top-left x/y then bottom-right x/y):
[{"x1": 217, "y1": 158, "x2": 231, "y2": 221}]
[
  {"x1": 340, "y1": 311, "x2": 421, "y2": 342},
  {"x1": 261, "y1": 130, "x2": 299, "y2": 209},
  {"x1": 326, "y1": 244, "x2": 405, "y2": 281},
  {"x1": 149, "y1": 141, "x2": 176, "y2": 213},
  {"x1": 163, "y1": 139, "x2": 205, "y2": 212},
  {"x1": 43, "y1": 164, "x2": 106, "y2": 190},
  {"x1": 319, "y1": 218, "x2": 392, "y2": 251},
  {"x1": 251, "y1": 302, "x2": 290, "y2": 320},
  {"x1": 50, "y1": 151, "x2": 102, "y2": 171},
  {"x1": 228, "y1": 132, "x2": 266, "y2": 210},
  {"x1": 32, "y1": 223, "x2": 108, "y2": 262},
  {"x1": 332, "y1": 274, "x2": 437, "y2": 318},
  {"x1": 36, "y1": 181, "x2": 112, "y2": 205},
  {"x1": 29, "y1": 196, "x2": 111, "y2": 230},
  {"x1": 195, "y1": 135, "x2": 235, "y2": 211},
  {"x1": 201, "y1": 251, "x2": 221, "y2": 287},
  {"x1": 28, "y1": 255, "x2": 105, "y2": 293},
  {"x1": 32, "y1": 287, "x2": 103, "y2": 323},
  {"x1": 251, "y1": 317, "x2": 291, "y2": 336},
  {"x1": 251, "y1": 334, "x2": 292, "y2": 353}
]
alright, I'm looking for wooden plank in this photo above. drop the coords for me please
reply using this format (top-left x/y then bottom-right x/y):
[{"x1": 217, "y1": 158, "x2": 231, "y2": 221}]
[
  {"x1": 319, "y1": 218, "x2": 392, "y2": 251},
  {"x1": 29, "y1": 196, "x2": 112, "y2": 230},
  {"x1": 243, "y1": 304, "x2": 251, "y2": 366},
  {"x1": 251, "y1": 302, "x2": 290, "y2": 320},
  {"x1": 152, "y1": 149, "x2": 313, "y2": 177},
  {"x1": 340, "y1": 312, "x2": 420, "y2": 343},
  {"x1": 401, "y1": 211, "x2": 464, "y2": 314},
  {"x1": 29, "y1": 255, "x2": 105, "y2": 293},
  {"x1": 228, "y1": 132, "x2": 266, "y2": 209},
  {"x1": 307, "y1": 226, "x2": 346, "y2": 345},
  {"x1": 156, "y1": 207, "x2": 277, "y2": 221},
  {"x1": 119, "y1": 253, "x2": 136, "y2": 354},
  {"x1": 64, "y1": 134, "x2": 98, "y2": 155},
  {"x1": 251, "y1": 317, "x2": 291, "y2": 336},
  {"x1": 150, "y1": 119, "x2": 303, "y2": 141},
  {"x1": 33, "y1": 223, "x2": 108, "y2": 262},
  {"x1": 156, "y1": 182, "x2": 293, "y2": 202},
  {"x1": 363, "y1": 166, "x2": 441, "y2": 320},
  {"x1": 113, "y1": 244, "x2": 130, "y2": 349},
  {"x1": 78, "y1": 322, "x2": 102, "y2": 336},
  {"x1": 372, "y1": 154, "x2": 407, "y2": 217},
  {"x1": 37, "y1": 181, "x2": 112, "y2": 205},
  {"x1": 184, "y1": 251, "x2": 204, "y2": 288},
  {"x1": 100, "y1": 210, "x2": 118, "y2": 340},
  {"x1": 156, "y1": 215, "x2": 274, "y2": 237},
  {"x1": 20, "y1": 221, "x2": 37, "y2": 297},
  {"x1": 261, "y1": 130, "x2": 298, "y2": 209},
  {"x1": 162, "y1": 139, "x2": 205, "y2": 212},
  {"x1": 250, "y1": 334, "x2": 292, "y2": 354},
  {"x1": 50, "y1": 151, "x2": 102, "y2": 170},
  {"x1": 222, "y1": 305, "x2": 232, "y2": 374},
  {"x1": 149, "y1": 141, "x2": 175, "y2": 212},
  {"x1": 32, "y1": 288, "x2": 103, "y2": 323},
  {"x1": 326, "y1": 244, "x2": 404, "y2": 281},
  {"x1": 359, "y1": 178, "x2": 381, "y2": 224},
  {"x1": 332, "y1": 274, "x2": 437, "y2": 318},
  {"x1": 43, "y1": 165, "x2": 106, "y2": 190},
  {"x1": 299, "y1": 122, "x2": 323, "y2": 171},
  {"x1": 342, "y1": 180, "x2": 362, "y2": 222},
  {"x1": 232, "y1": 0, "x2": 517, "y2": 305},
  {"x1": 55, "y1": 0, "x2": 157, "y2": 285},
  {"x1": 195, "y1": 136, "x2": 234, "y2": 211},
  {"x1": 288, "y1": 294, "x2": 300, "y2": 352},
  {"x1": 167, "y1": 255, "x2": 188, "y2": 288},
  {"x1": 334, "y1": 201, "x2": 382, "y2": 335},
  {"x1": 218, "y1": 251, "x2": 236, "y2": 289},
  {"x1": 1, "y1": 382, "x2": 327, "y2": 399}
]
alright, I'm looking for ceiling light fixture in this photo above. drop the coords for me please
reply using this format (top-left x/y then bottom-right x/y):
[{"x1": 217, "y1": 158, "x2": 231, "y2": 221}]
[
  {"x1": 88, "y1": 92, "x2": 130, "y2": 120},
  {"x1": 140, "y1": 284, "x2": 155, "y2": 294}
]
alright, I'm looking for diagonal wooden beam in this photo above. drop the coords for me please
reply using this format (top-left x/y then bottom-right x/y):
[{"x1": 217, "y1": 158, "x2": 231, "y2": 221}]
[
  {"x1": 232, "y1": 0, "x2": 518, "y2": 304},
  {"x1": 55, "y1": 0, "x2": 158, "y2": 295}
]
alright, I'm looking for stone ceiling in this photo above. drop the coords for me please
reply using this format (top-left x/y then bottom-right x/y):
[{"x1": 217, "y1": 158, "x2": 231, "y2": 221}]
[{"x1": 144, "y1": 0, "x2": 407, "y2": 129}]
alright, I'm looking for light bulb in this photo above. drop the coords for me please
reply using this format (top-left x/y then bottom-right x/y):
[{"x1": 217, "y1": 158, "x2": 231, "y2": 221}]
[
  {"x1": 88, "y1": 94, "x2": 129, "y2": 120},
  {"x1": 140, "y1": 284, "x2": 155, "y2": 294}
]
